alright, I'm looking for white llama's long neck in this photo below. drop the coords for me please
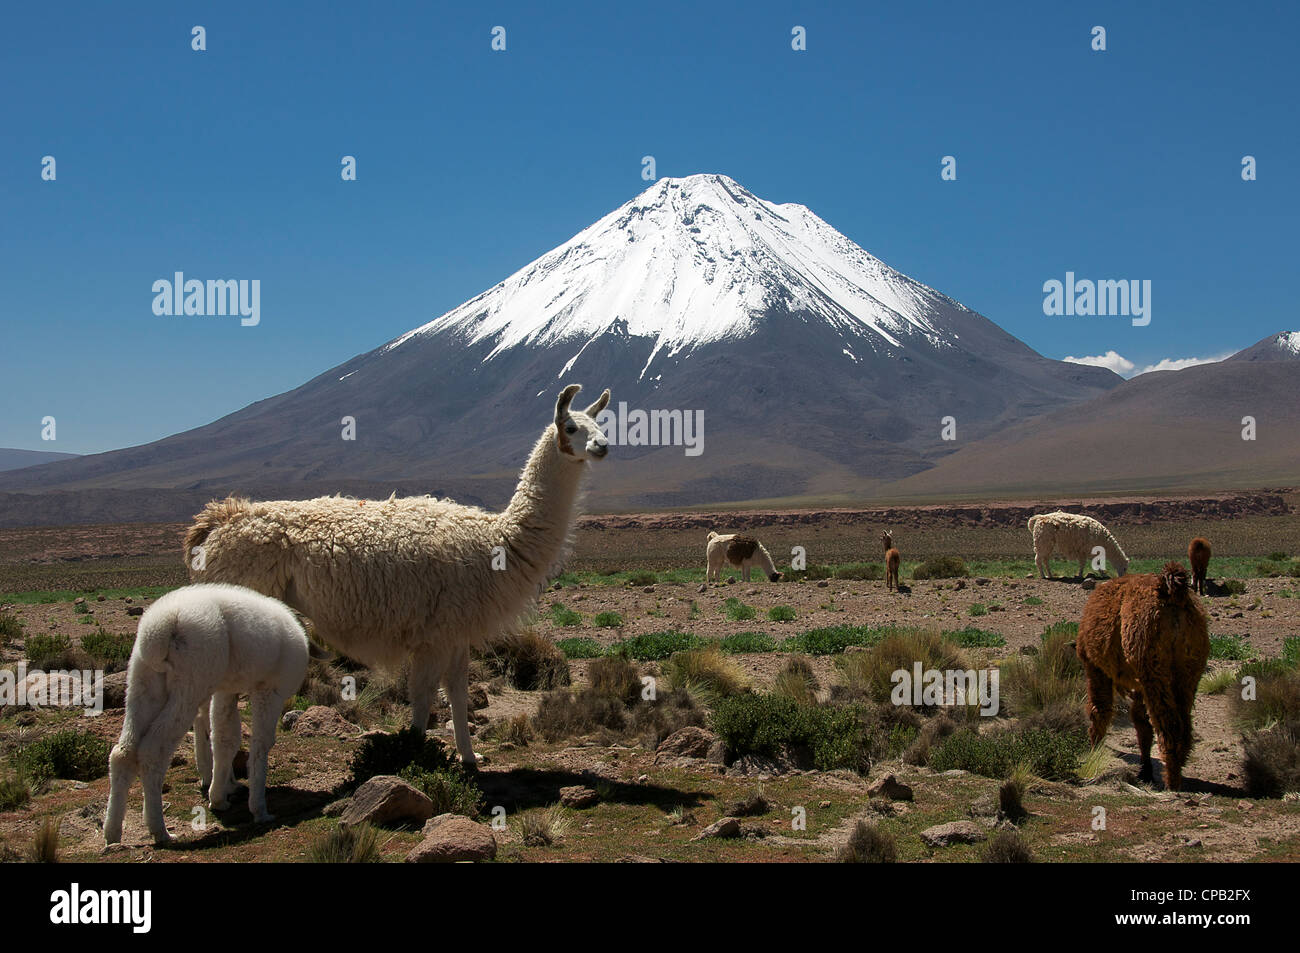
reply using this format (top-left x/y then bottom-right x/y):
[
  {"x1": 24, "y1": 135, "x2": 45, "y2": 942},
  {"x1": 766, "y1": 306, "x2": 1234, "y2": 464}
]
[{"x1": 495, "y1": 426, "x2": 586, "y2": 582}]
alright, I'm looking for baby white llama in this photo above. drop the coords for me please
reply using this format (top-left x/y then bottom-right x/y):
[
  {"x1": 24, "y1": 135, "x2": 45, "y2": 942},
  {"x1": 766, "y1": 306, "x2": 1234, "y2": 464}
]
[
  {"x1": 104, "y1": 583, "x2": 309, "y2": 846},
  {"x1": 1028, "y1": 511, "x2": 1129, "y2": 580},
  {"x1": 705, "y1": 532, "x2": 782, "y2": 583},
  {"x1": 182, "y1": 384, "x2": 611, "y2": 767}
]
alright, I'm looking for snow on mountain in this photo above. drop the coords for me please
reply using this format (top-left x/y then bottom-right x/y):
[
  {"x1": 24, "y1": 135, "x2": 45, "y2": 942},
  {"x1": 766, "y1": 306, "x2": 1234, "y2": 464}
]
[
  {"x1": 1227, "y1": 331, "x2": 1300, "y2": 363},
  {"x1": 386, "y1": 174, "x2": 964, "y2": 379}
]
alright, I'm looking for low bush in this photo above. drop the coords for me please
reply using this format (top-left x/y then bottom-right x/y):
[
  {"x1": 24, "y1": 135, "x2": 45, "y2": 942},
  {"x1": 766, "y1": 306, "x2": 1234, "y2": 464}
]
[
  {"x1": 397, "y1": 765, "x2": 483, "y2": 817},
  {"x1": 1000, "y1": 625, "x2": 1083, "y2": 716},
  {"x1": 982, "y1": 829, "x2": 1034, "y2": 862},
  {"x1": 591, "y1": 612, "x2": 624, "y2": 628},
  {"x1": 611, "y1": 630, "x2": 705, "y2": 661},
  {"x1": 720, "y1": 631, "x2": 776, "y2": 654},
  {"x1": 710, "y1": 693, "x2": 870, "y2": 772},
  {"x1": 1241, "y1": 719, "x2": 1300, "y2": 798},
  {"x1": 480, "y1": 630, "x2": 571, "y2": 690},
  {"x1": 780, "y1": 624, "x2": 898, "y2": 656},
  {"x1": 0, "y1": 612, "x2": 23, "y2": 644},
  {"x1": 834, "y1": 630, "x2": 974, "y2": 711},
  {"x1": 308, "y1": 823, "x2": 384, "y2": 863},
  {"x1": 928, "y1": 725, "x2": 1087, "y2": 780},
  {"x1": 548, "y1": 603, "x2": 582, "y2": 627},
  {"x1": 723, "y1": 598, "x2": 756, "y2": 622},
  {"x1": 767, "y1": 605, "x2": 797, "y2": 623},
  {"x1": 16, "y1": 729, "x2": 111, "y2": 784},
  {"x1": 1208, "y1": 635, "x2": 1251, "y2": 661},
  {"x1": 348, "y1": 728, "x2": 454, "y2": 786},
  {"x1": 555, "y1": 637, "x2": 605, "y2": 659},
  {"x1": 772, "y1": 656, "x2": 819, "y2": 706},
  {"x1": 661, "y1": 644, "x2": 747, "y2": 703},
  {"x1": 80, "y1": 629, "x2": 134, "y2": 669},
  {"x1": 944, "y1": 626, "x2": 1006, "y2": 648},
  {"x1": 912, "y1": 556, "x2": 968, "y2": 580},
  {"x1": 836, "y1": 820, "x2": 896, "y2": 863}
]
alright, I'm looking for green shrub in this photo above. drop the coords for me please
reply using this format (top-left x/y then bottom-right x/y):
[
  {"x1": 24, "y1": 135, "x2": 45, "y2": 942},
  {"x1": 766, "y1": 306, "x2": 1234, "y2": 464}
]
[
  {"x1": 0, "y1": 612, "x2": 24, "y2": 643},
  {"x1": 710, "y1": 694, "x2": 870, "y2": 772},
  {"x1": 723, "y1": 598, "x2": 756, "y2": 622},
  {"x1": 1208, "y1": 635, "x2": 1251, "y2": 662},
  {"x1": 626, "y1": 572, "x2": 657, "y2": 587},
  {"x1": 1229, "y1": 665, "x2": 1300, "y2": 731},
  {"x1": 349, "y1": 728, "x2": 455, "y2": 786},
  {"x1": 982, "y1": 830, "x2": 1034, "y2": 862},
  {"x1": 591, "y1": 612, "x2": 624, "y2": 628},
  {"x1": 555, "y1": 637, "x2": 605, "y2": 659},
  {"x1": 661, "y1": 645, "x2": 747, "y2": 702},
  {"x1": 397, "y1": 765, "x2": 483, "y2": 817},
  {"x1": 1283, "y1": 637, "x2": 1300, "y2": 669},
  {"x1": 835, "y1": 630, "x2": 974, "y2": 710},
  {"x1": 912, "y1": 556, "x2": 968, "y2": 580},
  {"x1": 16, "y1": 729, "x2": 111, "y2": 784},
  {"x1": 22, "y1": 634, "x2": 75, "y2": 669},
  {"x1": 772, "y1": 656, "x2": 819, "y2": 706},
  {"x1": 720, "y1": 631, "x2": 776, "y2": 654},
  {"x1": 1023, "y1": 596, "x2": 1043, "y2": 607},
  {"x1": 780, "y1": 624, "x2": 898, "y2": 656},
  {"x1": 836, "y1": 820, "x2": 896, "y2": 862},
  {"x1": 308, "y1": 823, "x2": 384, "y2": 863},
  {"x1": 0, "y1": 772, "x2": 31, "y2": 811},
  {"x1": 833, "y1": 563, "x2": 884, "y2": 581},
  {"x1": 969, "y1": 603, "x2": 988, "y2": 617},
  {"x1": 482, "y1": 713, "x2": 534, "y2": 746},
  {"x1": 944, "y1": 627, "x2": 1006, "y2": 648},
  {"x1": 611, "y1": 630, "x2": 705, "y2": 661},
  {"x1": 80, "y1": 629, "x2": 134, "y2": 668},
  {"x1": 1221, "y1": 579, "x2": 1247, "y2": 596},
  {"x1": 1000, "y1": 625, "x2": 1083, "y2": 716},
  {"x1": 1269, "y1": 551, "x2": 1288, "y2": 563},
  {"x1": 548, "y1": 603, "x2": 582, "y2": 627},
  {"x1": 928, "y1": 725, "x2": 1086, "y2": 780},
  {"x1": 767, "y1": 605, "x2": 797, "y2": 623}
]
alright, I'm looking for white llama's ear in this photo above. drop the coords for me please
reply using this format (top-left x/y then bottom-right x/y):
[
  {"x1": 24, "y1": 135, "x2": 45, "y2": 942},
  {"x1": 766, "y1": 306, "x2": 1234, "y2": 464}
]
[
  {"x1": 555, "y1": 384, "x2": 582, "y2": 425},
  {"x1": 584, "y1": 389, "x2": 611, "y2": 417}
]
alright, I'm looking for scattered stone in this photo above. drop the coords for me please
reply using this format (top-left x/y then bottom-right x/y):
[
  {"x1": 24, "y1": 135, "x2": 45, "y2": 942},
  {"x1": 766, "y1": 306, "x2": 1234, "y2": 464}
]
[
  {"x1": 341, "y1": 776, "x2": 434, "y2": 827},
  {"x1": 291, "y1": 705, "x2": 359, "y2": 738},
  {"x1": 921, "y1": 820, "x2": 987, "y2": 847},
  {"x1": 819, "y1": 800, "x2": 832, "y2": 809},
  {"x1": 866, "y1": 772, "x2": 914, "y2": 801},
  {"x1": 322, "y1": 798, "x2": 350, "y2": 817},
  {"x1": 655, "y1": 726, "x2": 717, "y2": 763},
  {"x1": 698, "y1": 584, "x2": 708, "y2": 593},
  {"x1": 726, "y1": 578, "x2": 736, "y2": 585},
  {"x1": 642, "y1": 585, "x2": 655, "y2": 594},
  {"x1": 955, "y1": 579, "x2": 967, "y2": 590},
  {"x1": 468, "y1": 684, "x2": 489, "y2": 711},
  {"x1": 96, "y1": 594, "x2": 106, "y2": 602},
  {"x1": 282, "y1": 709, "x2": 303, "y2": 730},
  {"x1": 975, "y1": 577, "x2": 991, "y2": 586},
  {"x1": 1081, "y1": 578, "x2": 1096, "y2": 591},
  {"x1": 559, "y1": 785, "x2": 599, "y2": 809},
  {"x1": 816, "y1": 580, "x2": 829, "y2": 588},
  {"x1": 692, "y1": 817, "x2": 741, "y2": 841},
  {"x1": 102, "y1": 671, "x2": 129, "y2": 709},
  {"x1": 126, "y1": 606, "x2": 144, "y2": 617},
  {"x1": 406, "y1": 814, "x2": 497, "y2": 863}
]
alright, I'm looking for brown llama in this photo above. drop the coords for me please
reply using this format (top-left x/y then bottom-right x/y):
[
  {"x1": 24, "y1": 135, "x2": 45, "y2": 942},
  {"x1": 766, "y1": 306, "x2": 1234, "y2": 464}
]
[
  {"x1": 882, "y1": 532, "x2": 901, "y2": 592},
  {"x1": 1076, "y1": 561, "x2": 1209, "y2": 791},
  {"x1": 1187, "y1": 537, "x2": 1211, "y2": 595}
]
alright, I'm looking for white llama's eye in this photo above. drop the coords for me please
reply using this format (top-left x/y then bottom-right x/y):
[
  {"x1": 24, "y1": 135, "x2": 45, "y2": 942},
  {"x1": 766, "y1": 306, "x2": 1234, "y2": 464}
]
[{"x1": 565, "y1": 425, "x2": 577, "y2": 435}]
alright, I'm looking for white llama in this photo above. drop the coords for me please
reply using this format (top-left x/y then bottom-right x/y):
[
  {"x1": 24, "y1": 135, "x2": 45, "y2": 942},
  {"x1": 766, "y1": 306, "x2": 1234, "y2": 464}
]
[
  {"x1": 1028, "y1": 511, "x2": 1129, "y2": 580},
  {"x1": 705, "y1": 532, "x2": 783, "y2": 584}
]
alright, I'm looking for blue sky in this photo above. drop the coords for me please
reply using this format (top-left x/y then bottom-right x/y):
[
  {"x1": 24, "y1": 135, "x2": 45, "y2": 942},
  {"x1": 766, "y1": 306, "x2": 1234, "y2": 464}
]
[{"x1": 2, "y1": 1, "x2": 1296, "y2": 454}]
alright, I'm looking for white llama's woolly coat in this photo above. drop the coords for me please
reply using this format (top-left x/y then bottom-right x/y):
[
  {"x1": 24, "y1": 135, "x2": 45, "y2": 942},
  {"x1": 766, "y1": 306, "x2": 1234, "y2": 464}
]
[
  {"x1": 1028, "y1": 511, "x2": 1129, "y2": 579},
  {"x1": 104, "y1": 583, "x2": 309, "y2": 846},
  {"x1": 705, "y1": 531, "x2": 782, "y2": 583},
  {"x1": 181, "y1": 385, "x2": 610, "y2": 766}
]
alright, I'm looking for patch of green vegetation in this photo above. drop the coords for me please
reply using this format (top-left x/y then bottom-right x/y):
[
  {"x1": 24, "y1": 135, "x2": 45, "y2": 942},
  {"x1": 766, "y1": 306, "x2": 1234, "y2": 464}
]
[
  {"x1": 929, "y1": 725, "x2": 1087, "y2": 780},
  {"x1": 480, "y1": 631, "x2": 571, "y2": 690},
  {"x1": 397, "y1": 765, "x2": 483, "y2": 817},
  {"x1": 662, "y1": 645, "x2": 748, "y2": 703},
  {"x1": 831, "y1": 563, "x2": 884, "y2": 581},
  {"x1": 1221, "y1": 579, "x2": 1247, "y2": 596},
  {"x1": 15, "y1": 729, "x2": 111, "y2": 784},
  {"x1": 80, "y1": 628, "x2": 134, "y2": 667},
  {"x1": 0, "y1": 771, "x2": 32, "y2": 811},
  {"x1": 548, "y1": 603, "x2": 582, "y2": 627},
  {"x1": 625, "y1": 571, "x2": 658, "y2": 587},
  {"x1": 767, "y1": 605, "x2": 796, "y2": 623},
  {"x1": 307, "y1": 823, "x2": 384, "y2": 863},
  {"x1": 779, "y1": 624, "x2": 900, "y2": 656},
  {"x1": 555, "y1": 637, "x2": 606, "y2": 659},
  {"x1": 610, "y1": 629, "x2": 706, "y2": 661},
  {"x1": 719, "y1": 631, "x2": 777, "y2": 654},
  {"x1": 591, "y1": 611, "x2": 624, "y2": 628},
  {"x1": 723, "y1": 597, "x2": 756, "y2": 622},
  {"x1": 21, "y1": 634, "x2": 75, "y2": 668},
  {"x1": 349, "y1": 727, "x2": 455, "y2": 786},
  {"x1": 711, "y1": 694, "x2": 870, "y2": 772},
  {"x1": 0, "y1": 612, "x2": 22, "y2": 644},
  {"x1": 1023, "y1": 595, "x2": 1043, "y2": 606},
  {"x1": 943, "y1": 626, "x2": 1007, "y2": 648},
  {"x1": 0, "y1": 585, "x2": 174, "y2": 606},
  {"x1": 968, "y1": 603, "x2": 988, "y2": 617},
  {"x1": 911, "y1": 556, "x2": 969, "y2": 580},
  {"x1": 1208, "y1": 634, "x2": 1252, "y2": 661}
]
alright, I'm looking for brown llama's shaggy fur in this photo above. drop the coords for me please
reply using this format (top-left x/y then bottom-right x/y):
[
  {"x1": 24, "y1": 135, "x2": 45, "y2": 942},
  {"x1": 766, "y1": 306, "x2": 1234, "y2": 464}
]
[
  {"x1": 882, "y1": 532, "x2": 901, "y2": 593},
  {"x1": 1076, "y1": 562, "x2": 1209, "y2": 791},
  {"x1": 1187, "y1": 537, "x2": 1211, "y2": 595}
]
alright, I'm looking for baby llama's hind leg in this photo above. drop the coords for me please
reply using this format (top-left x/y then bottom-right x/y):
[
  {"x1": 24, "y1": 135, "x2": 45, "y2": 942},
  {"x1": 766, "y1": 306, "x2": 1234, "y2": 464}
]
[
  {"x1": 193, "y1": 700, "x2": 213, "y2": 793},
  {"x1": 246, "y1": 689, "x2": 281, "y2": 823},
  {"x1": 104, "y1": 744, "x2": 138, "y2": 845},
  {"x1": 137, "y1": 688, "x2": 207, "y2": 844},
  {"x1": 207, "y1": 693, "x2": 241, "y2": 810}
]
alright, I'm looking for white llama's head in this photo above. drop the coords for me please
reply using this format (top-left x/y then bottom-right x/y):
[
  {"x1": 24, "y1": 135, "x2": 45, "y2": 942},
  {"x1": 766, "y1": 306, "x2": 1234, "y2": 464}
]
[{"x1": 554, "y1": 384, "x2": 611, "y2": 462}]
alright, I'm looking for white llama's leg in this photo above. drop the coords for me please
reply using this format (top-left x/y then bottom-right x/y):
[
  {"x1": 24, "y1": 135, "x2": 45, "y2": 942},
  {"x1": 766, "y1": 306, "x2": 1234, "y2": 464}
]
[
  {"x1": 246, "y1": 690, "x2": 279, "y2": 823},
  {"x1": 193, "y1": 698, "x2": 213, "y2": 791},
  {"x1": 104, "y1": 744, "x2": 138, "y2": 845},
  {"x1": 137, "y1": 689, "x2": 205, "y2": 844},
  {"x1": 444, "y1": 646, "x2": 480, "y2": 767},
  {"x1": 408, "y1": 645, "x2": 447, "y2": 732},
  {"x1": 208, "y1": 693, "x2": 241, "y2": 810}
]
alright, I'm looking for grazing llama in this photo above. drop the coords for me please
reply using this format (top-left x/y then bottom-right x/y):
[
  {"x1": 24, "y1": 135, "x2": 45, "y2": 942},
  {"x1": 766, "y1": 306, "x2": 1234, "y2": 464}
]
[
  {"x1": 1187, "y1": 537, "x2": 1211, "y2": 595},
  {"x1": 104, "y1": 584, "x2": 309, "y2": 845},
  {"x1": 705, "y1": 532, "x2": 782, "y2": 584},
  {"x1": 882, "y1": 532, "x2": 901, "y2": 592},
  {"x1": 1076, "y1": 562, "x2": 1209, "y2": 791},
  {"x1": 1028, "y1": 511, "x2": 1129, "y2": 580},
  {"x1": 182, "y1": 384, "x2": 611, "y2": 767}
]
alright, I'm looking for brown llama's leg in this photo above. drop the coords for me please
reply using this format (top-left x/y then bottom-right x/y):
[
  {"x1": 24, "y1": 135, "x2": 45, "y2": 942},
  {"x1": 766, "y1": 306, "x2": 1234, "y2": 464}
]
[
  {"x1": 1082, "y1": 659, "x2": 1115, "y2": 749},
  {"x1": 1141, "y1": 677, "x2": 1190, "y2": 792},
  {"x1": 1130, "y1": 691, "x2": 1155, "y2": 783}
]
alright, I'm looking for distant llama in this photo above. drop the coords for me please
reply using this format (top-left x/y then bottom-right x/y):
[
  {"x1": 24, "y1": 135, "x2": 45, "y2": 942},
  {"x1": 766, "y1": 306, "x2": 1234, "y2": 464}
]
[
  {"x1": 104, "y1": 584, "x2": 309, "y2": 845},
  {"x1": 1076, "y1": 562, "x2": 1209, "y2": 791},
  {"x1": 705, "y1": 532, "x2": 782, "y2": 584},
  {"x1": 182, "y1": 384, "x2": 611, "y2": 767},
  {"x1": 1028, "y1": 511, "x2": 1129, "y2": 580},
  {"x1": 1187, "y1": 537, "x2": 1211, "y2": 595},
  {"x1": 882, "y1": 532, "x2": 901, "y2": 592}
]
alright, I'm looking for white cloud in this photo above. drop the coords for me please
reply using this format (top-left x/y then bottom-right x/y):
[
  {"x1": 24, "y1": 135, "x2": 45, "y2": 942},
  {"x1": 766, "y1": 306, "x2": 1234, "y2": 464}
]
[
  {"x1": 1063, "y1": 350, "x2": 1135, "y2": 376},
  {"x1": 1062, "y1": 350, "x2": 1233, "y2": 379},
  {"x1": 1134, "y1": 354, "x2": 1231, "y2": 375}
]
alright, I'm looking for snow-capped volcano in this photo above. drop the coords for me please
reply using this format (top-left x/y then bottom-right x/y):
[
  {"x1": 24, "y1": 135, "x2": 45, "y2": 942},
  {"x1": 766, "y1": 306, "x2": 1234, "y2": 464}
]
[
  {"x1": 0, "y1": 174, "x2": 1122, "y2": 519},
  {"x1": 389, "y1": 175, "x2": 964, "y2": 378},
  {"x1": 1228, "y1": 330, "x2": 1300, "y2": 363}
]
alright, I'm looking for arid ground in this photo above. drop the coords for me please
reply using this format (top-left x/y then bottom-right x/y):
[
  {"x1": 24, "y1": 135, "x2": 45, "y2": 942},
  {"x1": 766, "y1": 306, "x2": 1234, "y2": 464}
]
[{"x1": 1, "y1": 490, "x2": 1298, "y2": 862}]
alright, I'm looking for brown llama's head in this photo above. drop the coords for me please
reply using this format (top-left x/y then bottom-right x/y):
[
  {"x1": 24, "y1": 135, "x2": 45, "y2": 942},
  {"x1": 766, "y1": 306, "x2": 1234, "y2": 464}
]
[
  {"x1": 881, "y1": 531, "x2": 894, "y2": 552},
  {"x1": 1160, "y1": 561, "x2": 1190, "y2": 601}
]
